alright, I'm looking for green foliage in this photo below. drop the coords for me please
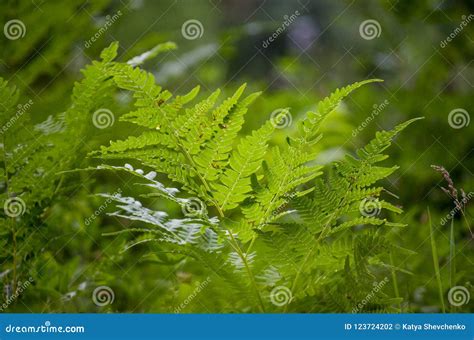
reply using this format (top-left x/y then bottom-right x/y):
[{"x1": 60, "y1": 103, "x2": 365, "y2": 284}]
[
  {"x1": 0, "y1": 41, "x2": 120, "y2": 303},
  {"x1": 0, "y1": 0, "x2": 471, "y2": 315},
  {"x1": 90, "y1": 43, "x2": 420, "y2": 312},
  {"x1": 0, "y1": 0, "x2": 112, "y2": 87}
]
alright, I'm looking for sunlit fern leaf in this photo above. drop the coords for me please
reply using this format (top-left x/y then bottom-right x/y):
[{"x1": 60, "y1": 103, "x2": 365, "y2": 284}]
[
  {"x1": 213, "y1": 121, "x2": 274, "y2": 211},
  {"x1": 194, "y1": 90, "x2": 261, "y2": 182}
]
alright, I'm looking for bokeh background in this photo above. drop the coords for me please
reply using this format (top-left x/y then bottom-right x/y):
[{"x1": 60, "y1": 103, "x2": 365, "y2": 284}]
[{"x1": 0, "y1": 0, "x2": 472, "y2": 312}]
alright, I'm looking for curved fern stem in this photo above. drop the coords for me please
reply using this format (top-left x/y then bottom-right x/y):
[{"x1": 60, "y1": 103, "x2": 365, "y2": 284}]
[{"x1": 175, "y1": 131, "x2": 266, "y2": 312}]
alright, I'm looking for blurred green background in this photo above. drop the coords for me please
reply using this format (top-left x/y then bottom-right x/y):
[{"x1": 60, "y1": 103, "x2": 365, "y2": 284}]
[{"x1": 0, "y1": 0, "x2": 472, "y2": 313}]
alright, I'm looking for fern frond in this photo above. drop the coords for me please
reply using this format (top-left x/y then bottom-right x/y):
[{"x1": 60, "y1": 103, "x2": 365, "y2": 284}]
[
  {"x1": 295, "y1": 79, "x2": 383, "y2": 145},
  {"x1": 194, "y1": 91, "x2": 261, "y2": 182},
  {"x1": 213, "y1": 121, "x2": 274, "y2": 211},
  {"x1": 84, "y1": 49, "x2": 422, "y2": 313}
]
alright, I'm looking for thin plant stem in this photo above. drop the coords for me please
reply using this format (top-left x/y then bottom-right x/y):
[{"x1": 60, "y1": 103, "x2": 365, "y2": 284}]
[{"x1": 428, "y1": 207, "x2": 445, "y2": 313}]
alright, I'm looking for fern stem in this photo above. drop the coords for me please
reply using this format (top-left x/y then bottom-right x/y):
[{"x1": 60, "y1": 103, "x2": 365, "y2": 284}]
[
  {"x1": 229, "y1": 231, "x2": 266, "y2": 312},
  {"x1": 428, "y1": 207, "x2": 446, "y2": 313},
  {"x1": 172, "y1": 132, "x2": 265, "y2": 312},
  {"x1": 449, "y1": 219, "x2": 456, "y2": 313}
]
